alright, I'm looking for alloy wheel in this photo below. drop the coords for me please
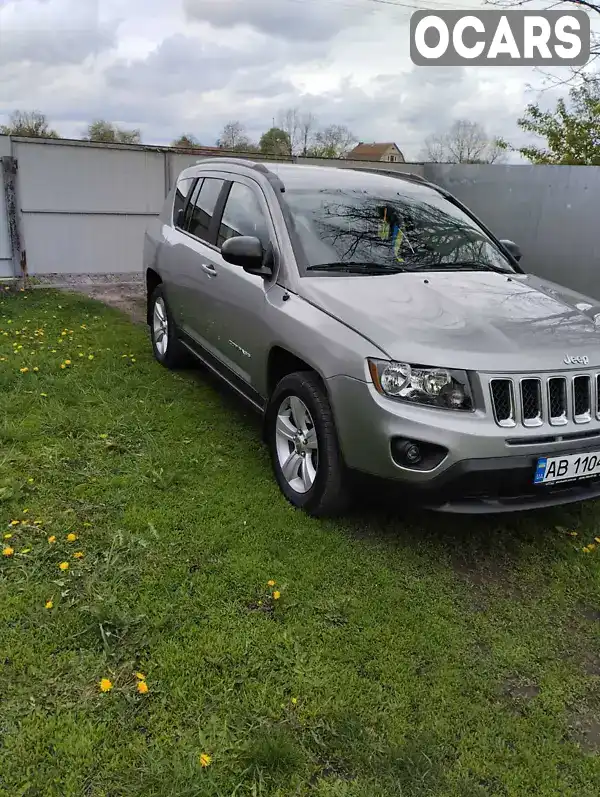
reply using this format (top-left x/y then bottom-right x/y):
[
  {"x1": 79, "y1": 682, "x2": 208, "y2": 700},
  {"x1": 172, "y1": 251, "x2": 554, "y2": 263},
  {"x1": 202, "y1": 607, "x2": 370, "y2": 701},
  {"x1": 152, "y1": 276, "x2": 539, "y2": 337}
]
[
  {"x1": 275, "y1": 395, "x2": 319, "y2": 493},
  {"x1": 153, "y1": 297, "x2": 168, "y2": 357}
]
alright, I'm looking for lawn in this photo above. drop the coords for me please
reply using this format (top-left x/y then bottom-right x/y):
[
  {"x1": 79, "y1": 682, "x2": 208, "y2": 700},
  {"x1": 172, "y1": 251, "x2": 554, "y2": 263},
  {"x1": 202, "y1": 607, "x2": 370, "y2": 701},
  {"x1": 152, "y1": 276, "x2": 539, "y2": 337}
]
[{"x1": 1, "y1": 288, "x2": 600, "y2": 797}]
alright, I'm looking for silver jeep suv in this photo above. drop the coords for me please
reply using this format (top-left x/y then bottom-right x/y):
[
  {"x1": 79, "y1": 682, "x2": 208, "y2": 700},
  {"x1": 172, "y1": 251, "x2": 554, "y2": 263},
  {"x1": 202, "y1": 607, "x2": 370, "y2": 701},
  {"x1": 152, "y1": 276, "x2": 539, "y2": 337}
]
[{"x1": 144, "y1": 158, "x2": 600, "y2": 515}]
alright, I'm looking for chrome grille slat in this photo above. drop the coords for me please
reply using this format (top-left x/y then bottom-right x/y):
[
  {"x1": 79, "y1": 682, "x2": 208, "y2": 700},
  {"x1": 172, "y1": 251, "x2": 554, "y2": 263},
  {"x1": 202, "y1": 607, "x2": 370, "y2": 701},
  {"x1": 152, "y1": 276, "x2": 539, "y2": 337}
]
[{"x1": 490, "y1": 371, "x2": 600, "y2": 428}]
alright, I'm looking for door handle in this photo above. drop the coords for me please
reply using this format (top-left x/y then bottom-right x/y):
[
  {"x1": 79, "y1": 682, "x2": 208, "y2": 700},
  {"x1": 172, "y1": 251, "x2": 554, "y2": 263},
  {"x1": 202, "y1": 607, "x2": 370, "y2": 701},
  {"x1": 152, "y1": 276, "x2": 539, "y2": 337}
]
[{"x1": 200, "y1": 263, "x2": 217, "y2": 277}]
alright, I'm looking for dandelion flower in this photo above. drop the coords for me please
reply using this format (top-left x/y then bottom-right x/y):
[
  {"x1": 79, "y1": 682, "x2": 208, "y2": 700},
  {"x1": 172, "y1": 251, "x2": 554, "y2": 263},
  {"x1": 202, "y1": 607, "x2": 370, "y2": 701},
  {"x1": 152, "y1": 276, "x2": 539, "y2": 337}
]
[
  {"x1": 595, "y1": 537, "x2": 600, "y2": 544},
  {"x1": 291, "y1": 697, "x2": 298, "y2": 705},
  {"x1": 60, "y1": 364, "x2": 66, "y2": 369},
  {"x1": 66, "y1": 533, "x2": 77, "y2": 542},
  {"x1": 19, "y1": 367, "x2": 29, "y2": 373},
  {"x1": 99, "y1": 434, "x2": 108, "y2": 439},
  {"x1": 135, "y1": 672, "x2": 146, "y2": 681},
  {"x1": 273, "y1": 590, "x2": 281, "y2": 600},
  {"x1": 9, "y1": 519, "x2": 19, "y2": 526},
  {"x1": 23, "y1": 508, "x2": 29, "y2": 514},
  {"x1": 88, "y1": 354, "x2": 94, "y2": 360},
  {"x1": 45, "y1": 600, "x2": 53, "y2": 609},
  {"x1": 583, "y1": 546, "x2": 590, "y2": 553},
  {"x1": 4, "y1": 533, "x2": 12, "y2": 539},
  {"x1": 267, "y1": 580, "x2": 276, "y2": 587},
  {"x1": 48, "y1": 535, "x2": 56, "y2": 543},
  {"x1": 78, "y1": 352, "x2": 84, "y2": 357},
  {"x1": 33, "y1": 367, "x2": 39, "y2": 372},
  {"x1": 73, "y1": 551, "x2": 84, "y2": 559},
  {"x1": 569, "y1": 531, "x2": 578, "y2": 537},
  {"x1": 99, "y1": 678, "x2": 113, "y2": 692},
  {"x1": 137, "y1": 680, "x2": 149, "y2": 694},
  {"x1": 2, "y1": 546, "x2": 14, "y2": 557},
  {"x1": 27, "y1": 477, "x2": 34, "y2": 483},
  {"x1": 59, "y1": 561, "x2": 69, "y2": 571},
  {"x1": 589, "y1": 544, "x2": 596, "y2": 552},
  {"x1": 199, "y1": 753, "x2": 212, "y2": 768}
]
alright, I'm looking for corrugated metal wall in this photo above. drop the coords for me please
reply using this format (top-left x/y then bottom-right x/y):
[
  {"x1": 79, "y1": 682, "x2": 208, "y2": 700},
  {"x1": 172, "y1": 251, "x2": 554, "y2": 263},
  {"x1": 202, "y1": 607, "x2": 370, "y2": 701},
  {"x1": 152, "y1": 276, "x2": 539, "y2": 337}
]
[{"x1": 425, "y1": 163, "x2": 600, "y2": 301}]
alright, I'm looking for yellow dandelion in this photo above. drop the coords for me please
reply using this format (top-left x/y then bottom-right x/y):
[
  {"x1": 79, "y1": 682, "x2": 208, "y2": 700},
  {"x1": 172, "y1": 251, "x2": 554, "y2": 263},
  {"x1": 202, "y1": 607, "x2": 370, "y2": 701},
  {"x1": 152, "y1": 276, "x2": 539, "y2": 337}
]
[
  {"x1": 267, "y1": 580, "x2": 276, "y2": 587},
  {"x1": 4, "y1": 533, "x2": 12, "y2": 539},
  {"x1": 33, "y1": 366, "x2": 39, "y2": 372},
  {"x1": 27, "y1": 477, "x2": 34, "y2": 483},
  {"x1": 135, "y1": 672, "x2": 146, "y2": 681},
  {"x1": 66, "y1": 533, "x2": 77, "y2": 542},
  {"x1": 19, "y1": 367, "x2": 29, "y2": 373},
  {"x1": 137, "y1": 680, "x2": 149, "y2": 694},
  {"x1": 58, "y1": 561, "x2": 69, "y2": 571},
  {"x1": 569, "y1": 531, "x2": 578, "y2": 536},
  {"x1": 9, "y1": 519, "x2": 19, "y2": 526},
  {"x1": 131, "y1": 358, "x2": 136, "y2": 363},
  {"x1": 60, "y1": 363, "x2": 66, "y2": 369},
  {"x1": 273, "y1": 590, "x2": 281, "y2": 600},
  {"x1": 199, "y1": 753, "x2": 212, "y2": 768},
  {"x1": 99, "y1": 678, "x2": 113, "y2": 693},
  {"x1": 73, "y1": 551, "x2": 84, "y2": 559},
  {"x1": 583, "y1": 546, "x2": 590, "y2": 553},
  {"x1": 65, "y1": 359, "x2": 71, "y2": 365},
  {"x1": 48, "y1": 535, "x2": 56, "y2": 543},
  {"x1": 2, "y1": 546, "x2": 14, "y2": 557},
  {"x1": 88, "y1": 354, "x2": 94, "y2": 360},
  {"x1": 61, "y1": 331, "x2": 67, "y2": 336},
  {"x1": 595, "y1": 537, "x2": 600, "y2": 544},
  {"x1": 78, "y1": 352, "x2": 84, "y2": 357},
  {"x1": 45, "y1": 600, "x2": 53, "y2": 609},
  {"x1": 99, "y1": 434, "x2": 108, "y2": 439},
  {"x1": 589, "y1": 544, "x2": 596, "y2": 552},
  {"x1": 23, "y1": 508, "x2": 29, "y2": 514},
  {"x1": 291, "y1": 697, "x2": 298, "y2": 705}
]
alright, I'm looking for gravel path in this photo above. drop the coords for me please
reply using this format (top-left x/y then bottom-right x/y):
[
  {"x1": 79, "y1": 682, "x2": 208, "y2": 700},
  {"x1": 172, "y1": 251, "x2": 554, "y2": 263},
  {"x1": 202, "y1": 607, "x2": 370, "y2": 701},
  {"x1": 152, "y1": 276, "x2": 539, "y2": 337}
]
[{"x1": 31, "y1": 273, "x2": 146, "y2": 323}]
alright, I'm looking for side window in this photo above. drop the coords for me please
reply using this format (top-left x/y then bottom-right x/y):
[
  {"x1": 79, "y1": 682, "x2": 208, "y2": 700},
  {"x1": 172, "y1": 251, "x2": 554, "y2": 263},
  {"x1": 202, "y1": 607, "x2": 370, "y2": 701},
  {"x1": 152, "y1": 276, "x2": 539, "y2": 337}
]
[
  {"x1": 173, "y1": 177, "x2": 194, "y2": 226},
  {"x1": 187, "y1": 178, "x2": 225, "y2": 243},
  {"x1": 217, "y1": 182, "x2": 270, "y2": 249}
]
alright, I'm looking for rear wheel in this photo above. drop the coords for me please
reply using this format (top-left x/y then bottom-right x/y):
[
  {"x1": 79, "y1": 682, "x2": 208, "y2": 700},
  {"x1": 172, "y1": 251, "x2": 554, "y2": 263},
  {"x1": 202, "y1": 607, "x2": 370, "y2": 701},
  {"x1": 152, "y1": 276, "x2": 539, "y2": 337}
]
[
  {"x1": 149, "y1": 285, "x2": 187, "y2": 369},
  {"x1": 266, "y1": 372, "x2": 350, "y2": 517}
]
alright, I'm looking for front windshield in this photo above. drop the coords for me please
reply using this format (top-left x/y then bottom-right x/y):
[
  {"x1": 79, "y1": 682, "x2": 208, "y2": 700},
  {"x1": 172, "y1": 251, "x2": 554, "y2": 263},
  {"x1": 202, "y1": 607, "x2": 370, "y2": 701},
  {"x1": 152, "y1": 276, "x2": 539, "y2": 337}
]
[{"x1": 283, "y1": 183, "x2": 516, "y2": 274}]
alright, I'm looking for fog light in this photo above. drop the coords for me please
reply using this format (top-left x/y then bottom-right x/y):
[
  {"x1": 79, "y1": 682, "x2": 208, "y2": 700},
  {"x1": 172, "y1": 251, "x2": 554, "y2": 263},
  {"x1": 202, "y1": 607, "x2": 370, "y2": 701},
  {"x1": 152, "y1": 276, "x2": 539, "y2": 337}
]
[{"x1": 395, "y1": 440, "x2": 422, "y2": 466}]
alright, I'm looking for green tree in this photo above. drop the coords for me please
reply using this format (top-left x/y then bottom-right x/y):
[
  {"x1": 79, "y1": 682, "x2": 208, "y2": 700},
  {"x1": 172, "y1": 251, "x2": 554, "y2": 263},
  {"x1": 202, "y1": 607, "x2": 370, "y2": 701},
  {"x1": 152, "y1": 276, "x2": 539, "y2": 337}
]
[
  {"x1": 509, "y1": 79, "x2": 600, "y2": 165},
  {"x1": 259, "y1": 127, "x2": 291, "y2": 156},
  {"x1": 86, "y1": 120, "x2": 141, "y2": 145},
  {"x1": 0, "y1": 110, "x2": 59, "y2": 138},
  {"x1": 172, "y1": 134, "x2": 201, "y2": 148}
]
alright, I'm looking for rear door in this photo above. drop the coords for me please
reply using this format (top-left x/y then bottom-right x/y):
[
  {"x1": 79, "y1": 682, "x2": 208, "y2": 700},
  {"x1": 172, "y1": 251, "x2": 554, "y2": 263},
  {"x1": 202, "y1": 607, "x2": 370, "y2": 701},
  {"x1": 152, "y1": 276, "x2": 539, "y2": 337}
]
[{"x1": 164, "y1": 174, "x2": 228, "y2": 345}]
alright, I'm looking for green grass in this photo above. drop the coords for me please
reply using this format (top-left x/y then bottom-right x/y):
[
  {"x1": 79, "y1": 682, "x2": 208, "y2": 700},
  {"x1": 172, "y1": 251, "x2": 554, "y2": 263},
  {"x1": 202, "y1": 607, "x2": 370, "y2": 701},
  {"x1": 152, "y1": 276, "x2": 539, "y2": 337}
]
[{"x1": 1, "y1": 288, "x2": 600, "y2": 796}]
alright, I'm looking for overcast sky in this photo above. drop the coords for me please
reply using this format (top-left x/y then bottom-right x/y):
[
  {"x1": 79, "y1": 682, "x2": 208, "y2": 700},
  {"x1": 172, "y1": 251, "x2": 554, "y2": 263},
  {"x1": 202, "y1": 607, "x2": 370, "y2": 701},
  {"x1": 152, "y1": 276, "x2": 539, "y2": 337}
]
[{"x1": 0, "y1": 0, "x2": 595, "y2": 160}]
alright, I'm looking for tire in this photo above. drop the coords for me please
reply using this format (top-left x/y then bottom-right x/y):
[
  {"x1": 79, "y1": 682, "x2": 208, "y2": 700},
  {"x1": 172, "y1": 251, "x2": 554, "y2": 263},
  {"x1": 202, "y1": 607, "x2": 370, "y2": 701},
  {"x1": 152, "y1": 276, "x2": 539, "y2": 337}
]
[
  {"x1": 266, "y1": 371, "x2": 350, "y2": 517},
  {"x1": 149, "y1": 285, "x2": 188, "y2": 369}
]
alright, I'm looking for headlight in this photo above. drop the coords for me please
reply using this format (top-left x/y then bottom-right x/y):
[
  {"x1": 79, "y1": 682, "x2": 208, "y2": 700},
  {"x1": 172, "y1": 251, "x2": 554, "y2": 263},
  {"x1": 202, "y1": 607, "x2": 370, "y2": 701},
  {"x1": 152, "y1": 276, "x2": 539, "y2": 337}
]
[{"x1": 368, "y1": 359, "x2": 473, "y2": 411}]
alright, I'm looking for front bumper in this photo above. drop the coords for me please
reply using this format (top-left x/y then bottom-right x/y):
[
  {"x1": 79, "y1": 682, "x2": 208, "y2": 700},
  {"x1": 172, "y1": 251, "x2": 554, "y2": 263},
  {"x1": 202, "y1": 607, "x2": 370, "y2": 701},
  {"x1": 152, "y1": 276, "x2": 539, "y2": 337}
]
[{"x1": 327, "y1": 375, "x2": 600, "y2": 513}]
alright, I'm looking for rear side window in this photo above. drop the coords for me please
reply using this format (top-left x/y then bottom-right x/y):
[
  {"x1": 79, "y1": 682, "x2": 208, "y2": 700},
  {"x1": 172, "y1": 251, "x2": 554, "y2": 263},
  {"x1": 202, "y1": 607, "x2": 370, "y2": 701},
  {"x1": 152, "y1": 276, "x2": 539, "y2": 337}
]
[
  {"x1": 217, "y1": 182, "x2": 269, "y2": 249},
  {"x1": 187, "y1": 178, "x2": 225, "y2": 243},
  {"x1": 173, "y1": 177, "x2": 194, "y2": 226}
]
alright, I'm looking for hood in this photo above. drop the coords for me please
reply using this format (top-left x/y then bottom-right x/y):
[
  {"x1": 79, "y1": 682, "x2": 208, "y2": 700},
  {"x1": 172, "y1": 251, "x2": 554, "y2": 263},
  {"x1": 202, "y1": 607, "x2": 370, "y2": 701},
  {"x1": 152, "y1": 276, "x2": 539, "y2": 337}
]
[{"x1": 297, "y1": 271, "x2": 600, "y2": 372}]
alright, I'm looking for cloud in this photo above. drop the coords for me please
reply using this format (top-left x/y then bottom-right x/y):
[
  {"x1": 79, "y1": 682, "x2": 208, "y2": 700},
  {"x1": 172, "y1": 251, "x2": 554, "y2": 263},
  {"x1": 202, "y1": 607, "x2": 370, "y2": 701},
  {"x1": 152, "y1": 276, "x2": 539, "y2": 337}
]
[{"x1": 183, "y1": 0, "x2": 365, "y2": 42}]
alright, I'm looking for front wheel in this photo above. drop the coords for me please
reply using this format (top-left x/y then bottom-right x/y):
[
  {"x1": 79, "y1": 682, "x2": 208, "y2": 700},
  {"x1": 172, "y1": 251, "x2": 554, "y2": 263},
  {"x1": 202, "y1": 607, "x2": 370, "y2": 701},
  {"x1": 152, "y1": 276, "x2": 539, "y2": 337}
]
[{"x1": 266, "y1": 372, "x2": 350, "y2": 517}]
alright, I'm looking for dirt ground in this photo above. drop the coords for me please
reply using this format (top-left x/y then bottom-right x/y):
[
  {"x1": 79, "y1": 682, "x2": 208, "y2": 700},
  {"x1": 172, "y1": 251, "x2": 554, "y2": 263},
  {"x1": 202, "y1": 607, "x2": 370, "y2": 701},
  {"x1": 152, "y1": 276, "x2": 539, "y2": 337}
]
[{"x1": 31, "y1": 273, "x2": 147, "y2": 323}]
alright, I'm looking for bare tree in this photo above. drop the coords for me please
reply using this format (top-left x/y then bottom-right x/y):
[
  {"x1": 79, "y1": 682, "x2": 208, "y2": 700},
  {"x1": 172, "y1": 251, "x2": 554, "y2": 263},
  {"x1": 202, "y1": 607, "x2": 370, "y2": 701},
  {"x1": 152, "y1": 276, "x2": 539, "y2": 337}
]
[
  {"x1": 421, "y1": 120, "x2": 505, "y2": 163},
  {"x1": 0, "y1": 110, "x2": 59, "y2": 138},
  {"x1": 485, "y1": 0, "x2": 599, "y2": 87},
  {"x1": 298, "y1": 111, "x2": 318, "y2": 156},
  {"x1": 276, "y1": 108, "x2": 300, "y2": 155},
  {"x1": 310, "y1": 124, "x2": 357, "y2": 158},
  {"x1": 216, "y1": 120, "x2": 255, "y2": 151},
  {"x1": 86, "y1": 120, "x2": 141, "y2": 144}
]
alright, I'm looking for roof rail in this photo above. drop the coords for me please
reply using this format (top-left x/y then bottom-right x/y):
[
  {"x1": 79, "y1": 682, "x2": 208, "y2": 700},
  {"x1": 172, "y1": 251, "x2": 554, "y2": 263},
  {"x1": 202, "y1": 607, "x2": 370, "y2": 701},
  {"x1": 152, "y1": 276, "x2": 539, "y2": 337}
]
[
  {"x1": 349, "y1": 166, "x2": 431, "y2": 185},
  {"x1": 190, "y1": 156, "x2": 285, "y2": 192}
]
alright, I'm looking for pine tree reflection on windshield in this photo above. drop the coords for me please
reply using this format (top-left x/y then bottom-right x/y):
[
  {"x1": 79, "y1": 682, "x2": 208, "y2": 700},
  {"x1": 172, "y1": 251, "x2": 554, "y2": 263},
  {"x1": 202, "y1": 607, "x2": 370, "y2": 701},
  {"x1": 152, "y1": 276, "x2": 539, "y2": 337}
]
[{"x1": 283, "y1": 188, "x2": 515, "y2": 274}]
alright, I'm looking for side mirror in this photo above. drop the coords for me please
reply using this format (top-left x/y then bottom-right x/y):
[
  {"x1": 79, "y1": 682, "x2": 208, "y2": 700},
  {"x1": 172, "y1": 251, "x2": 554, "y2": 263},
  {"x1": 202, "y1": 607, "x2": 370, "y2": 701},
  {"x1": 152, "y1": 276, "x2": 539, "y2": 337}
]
[
  {"x1": 221, "y1": 235, "x2": 270, "y2": 275},
  {"x1": 500, "y1": 239, "x2": 522, "y2": 262}
]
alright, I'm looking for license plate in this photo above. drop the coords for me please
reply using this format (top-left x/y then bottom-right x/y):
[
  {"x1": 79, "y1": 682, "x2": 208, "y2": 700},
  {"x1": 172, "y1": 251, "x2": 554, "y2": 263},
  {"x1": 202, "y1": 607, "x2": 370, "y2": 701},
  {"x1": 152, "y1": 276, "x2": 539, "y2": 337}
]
[{"x1": 534, "y1": 451, "x2": 600, "y2": 484}]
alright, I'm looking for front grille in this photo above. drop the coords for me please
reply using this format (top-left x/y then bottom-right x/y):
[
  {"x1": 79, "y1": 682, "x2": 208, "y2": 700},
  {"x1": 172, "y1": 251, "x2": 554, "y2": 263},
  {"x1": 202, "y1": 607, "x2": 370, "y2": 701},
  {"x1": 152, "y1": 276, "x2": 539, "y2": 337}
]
[{"x1": 490, "y1": 371, "x2": 600, "y2": 428}]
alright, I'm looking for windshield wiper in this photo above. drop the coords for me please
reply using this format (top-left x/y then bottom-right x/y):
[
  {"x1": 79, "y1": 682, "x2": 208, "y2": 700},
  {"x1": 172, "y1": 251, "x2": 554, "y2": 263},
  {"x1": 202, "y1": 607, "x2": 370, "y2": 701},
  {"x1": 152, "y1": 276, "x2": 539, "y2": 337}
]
[
  {"x1": 307, "y1": 262, "x2": 406, "y2": 274},
  {"x1": 404, "y1": 261, "x2": 511, "y2": 275}
]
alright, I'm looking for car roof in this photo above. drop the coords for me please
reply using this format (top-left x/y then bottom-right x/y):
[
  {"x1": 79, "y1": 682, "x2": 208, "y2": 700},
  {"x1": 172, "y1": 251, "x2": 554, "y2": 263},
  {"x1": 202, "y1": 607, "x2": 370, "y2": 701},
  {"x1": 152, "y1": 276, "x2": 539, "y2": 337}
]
[{"x1": 180, "y1": 158, "x2": 441, "y2": 199}]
